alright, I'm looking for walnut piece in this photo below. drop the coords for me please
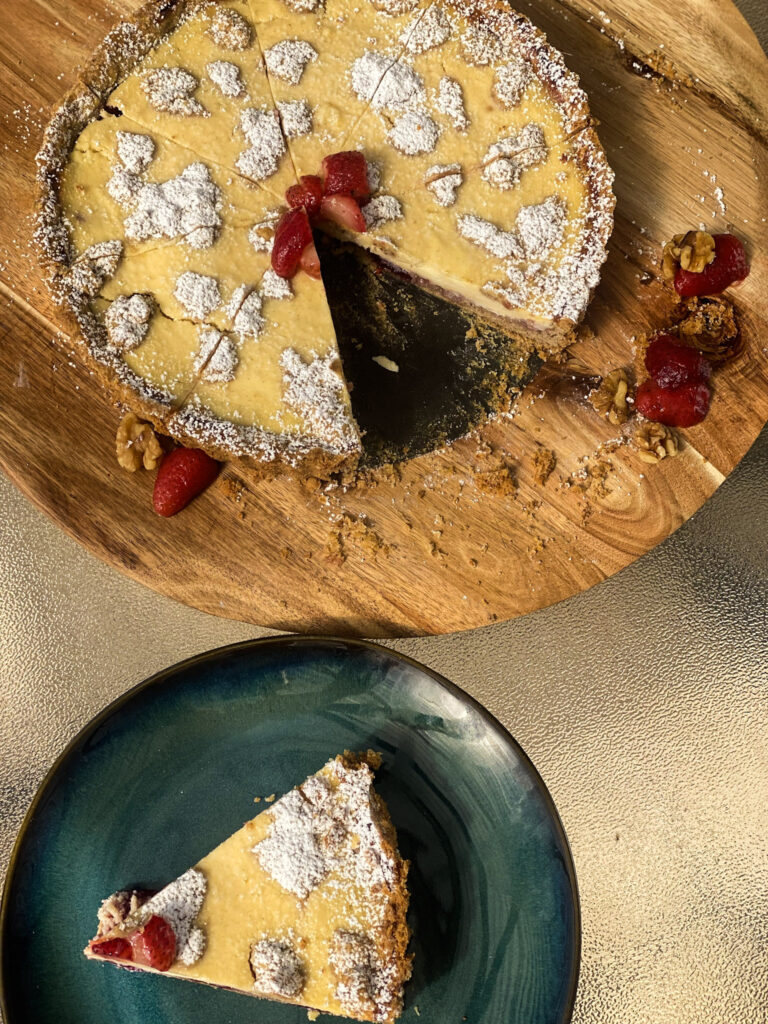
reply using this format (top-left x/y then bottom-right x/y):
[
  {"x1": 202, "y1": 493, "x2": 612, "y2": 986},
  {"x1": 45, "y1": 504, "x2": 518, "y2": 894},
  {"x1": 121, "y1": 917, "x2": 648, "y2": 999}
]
[
  {"x1": 633, "y1": 421, "x2": 679, "y2": 464},
  {"x1": 674, "y1": 296, "x2": 740, "y2": 363},
  {"x1": 116, "y1": 413, "x2": 163, "y2": 472},
  {"x1": 590, "y1": 368, "x2": 632, "y2": 425},
  {"x1": 661, "y1": 230, "x2": 716, "y2": 280}
]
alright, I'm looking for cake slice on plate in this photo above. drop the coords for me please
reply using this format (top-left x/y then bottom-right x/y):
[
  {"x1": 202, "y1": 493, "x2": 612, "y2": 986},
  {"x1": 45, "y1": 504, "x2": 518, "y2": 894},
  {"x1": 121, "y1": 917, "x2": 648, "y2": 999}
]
[{"x1": 85, "y1": 751, "x2": 412, "y2": 1023}]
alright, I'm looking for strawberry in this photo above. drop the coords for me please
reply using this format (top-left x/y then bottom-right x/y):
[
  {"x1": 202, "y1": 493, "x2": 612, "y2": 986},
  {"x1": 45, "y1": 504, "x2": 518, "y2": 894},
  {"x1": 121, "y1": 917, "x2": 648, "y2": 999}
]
[
  {"x1": 152, "y1": 447, "x2": 220, "y2": 517},
  {"x1": 300, "y1": 241, "x2": 322, "y2": 279},
  {"x1": 91, "y1": 937, "x2": 133, "y2": 961},
  {"x1": 319, "y1": 194, "x2": 366, "y2": 233},
  {"x1": 285, "y1": 175, "x2": 324, "y2": 220},
  {"x1": 271, "y1": 207, "x2": 314, "y2": 279},
  {"x1": 645, "y1": 334, "x2": 712, "y2": 390},
  {"x1": 675, "y1": 234, "x2": 750, "y2": 297},
  {"x1": 322, "y1": 151, "x2": 370, "y2": 202},
  {"x1": 129, "y1": 914, "x2": 176, "y2": 972},
  {"x1": 635, "y1": 379, "x2": 711, "y2": 428}
]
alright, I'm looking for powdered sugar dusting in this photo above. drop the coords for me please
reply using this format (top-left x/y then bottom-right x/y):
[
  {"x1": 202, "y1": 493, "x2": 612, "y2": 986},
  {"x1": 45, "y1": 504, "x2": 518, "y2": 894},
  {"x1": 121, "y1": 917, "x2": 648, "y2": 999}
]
[
  {"x1": 233, "y1": 289, "x2": 266, "y2": 341},
  {"x1": 115, "y1": 131, "x2": 155, "y2": 174},
  {"x1": 435, "y1": 76, "x2": 468, "y2": 131},
  {"x1": 105, "y1": 292, "x2": 154, "y2": 351},
  {"x1": 457, "y1": 214, "x2": 522, "y2": 260},
  {"x1": 64, "y1": 240, "x2": 123, "y2": 298},
  {"x1": 137, "y1": 868, "x2": 207, "y2": 966},
  {"x1": 493, "y1": 59, "x2": 532, "y2": 108},
  {"x1": 264, "y1": 40, "x2": 317, "y2": 85},
  {"x1": 482, "y1": 123, "x2": 548, "y2": 190},
  {"x1": 280, "y1": 349, "x2": 358, "y2": 452},
  {"x1": 331, "y1": 930, "x2": 397, "y2": 1021},
  {"x1": 401, "y1": 5, "x2": 452, "y2": 54},
  {"x1": 352, "y1": 54, "x2": 424, "y2": 111},
  {"x1": 208, "y1": 7, "x2": 252, "y2": 51},
  {"x1": 277, "y1": 100, "x2": 313, "y2": 138},
  {"x1": 426, "y1": 164, "x2": 463, "y2": 206},
  {"x1": 517, "y1": 196, "x2": 566, "y2": 258},
  {"x1": 249, "y1": 210, "x2": 281, "y2": 253},
  {"x1": 142, "y1": 67, "x2": 207, "y2": 117},
  {"x1": 206, "y1": 60, "x2": 245, "y2": 97},
  {"x1": 124, "y1": 163, "x2": 222, "y2": 249},
  {"x1": 362, "y1": 194, "x2": 403, "y2": 230},
  {"x1": 237, "y1": 108, "x2": 286, "y2": 181},
  {"x1": 174, "y1": 271, "x2": 221, "y2": 318},
  {"x1": 195, "y1": 326, "x2": 238, "y2": 382},
  {"x1": 250, "y1": 939, "x2": 305, "y2": 997},
  {"x1": 388, "y1": 109, "x2": 440, "y2": 155},
  {"x1": 261, "y1": 267, "x2": 294, "y2": 300}
]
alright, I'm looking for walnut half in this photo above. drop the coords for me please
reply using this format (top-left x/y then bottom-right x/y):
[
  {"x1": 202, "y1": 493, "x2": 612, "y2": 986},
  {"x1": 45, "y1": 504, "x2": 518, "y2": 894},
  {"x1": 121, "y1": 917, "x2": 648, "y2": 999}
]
[
  {"x1": 633, "y1": 421, "x2": 679, "y2": 464},
  {"x1": 662, "y1": 230, "x2": 716, "y2": 280},
  {"x1": 116, "y1": 412, "x2": 163, "y2": 472},
  {"x1": 590, "y1": 368, "x2": 632, "y2": 425}
]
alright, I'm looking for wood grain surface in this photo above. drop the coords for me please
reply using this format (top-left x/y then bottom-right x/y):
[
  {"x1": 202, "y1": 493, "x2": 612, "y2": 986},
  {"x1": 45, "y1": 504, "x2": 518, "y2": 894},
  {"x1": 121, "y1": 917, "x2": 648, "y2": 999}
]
[{"x1": 1, "y1": 0, "x2": 767, "y2": 637}]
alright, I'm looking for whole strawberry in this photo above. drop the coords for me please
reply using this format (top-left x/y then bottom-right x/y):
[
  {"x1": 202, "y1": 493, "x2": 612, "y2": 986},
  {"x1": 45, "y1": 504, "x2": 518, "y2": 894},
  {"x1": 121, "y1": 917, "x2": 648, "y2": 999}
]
[
  {"x1": 635, "y1": 379, "x2": 711, "y2": 428},
  {"x1": 153, "y1": 447, "x2": 220, "y2": 517}
]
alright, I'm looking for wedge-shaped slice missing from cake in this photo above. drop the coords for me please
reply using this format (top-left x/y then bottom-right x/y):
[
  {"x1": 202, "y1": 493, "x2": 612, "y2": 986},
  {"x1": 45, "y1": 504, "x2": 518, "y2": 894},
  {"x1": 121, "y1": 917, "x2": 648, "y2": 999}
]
[
  {"x1": 338, "y1": 125, "x2": 614, "y2": 354},
  {"x1": 169, "y1": 263, "x2": 361, "y2": 477},
  {"x1": 92, "y1": 0, "x2": 297, "y2": 199},
  {"x1": 85, "y1": 752, "x2": 412, "y2": 1023}
]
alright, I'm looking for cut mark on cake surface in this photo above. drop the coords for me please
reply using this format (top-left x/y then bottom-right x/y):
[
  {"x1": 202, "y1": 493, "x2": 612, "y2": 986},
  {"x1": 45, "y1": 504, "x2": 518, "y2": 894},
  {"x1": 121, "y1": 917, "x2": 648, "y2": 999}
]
[
  {"x1": 250, "y1": 938, "x2": 306, "y2": 997},
  {"x1": 64, "y1": 240, "x2": 123, "y2": 298},
  {"x1": 481, "y1": 124, "x2": 548, "y2": 190},
  {"x1": 105, "y1": 292, "x2": 154, "y2": 351},
  {"x1": 264, "y1": 40, "x2": 318, "y2": 85},
  {"x1": 142, "y1": 67, "x2": 207, "y2": 117},
  {"x1": 277, "y1": 100, "x2": 313, "y2": 138},
  {"x1": 195, "y1": 326, "x2": 238, "y2": 383},
  {"x1": 232, "y1": 288, "x2": 266, "y2": 341},
  {"x1": 401, "y1": 5, "x2": 452, "y2": 54},
  {"x1": 208, "y1": 7, "x2": 252, "y2": 50},
  {"x1": 123, "y1": 163, "x2": 223, "y2": 250},
  {"x1": 351, "y1": 53, "x2": 425, "y2": 111},
  {"x1": 425, "y1": 163, "x2": 463, "y2": 206},
  {"x1": 174, "y1": 271, "x2": 221, "y2": 319},
  {"x1": 206, "y1": 60, "x2": 246, "y2": 98},
  {"x1": 237, "y1": 108, "x2": 286, "y2": 181},
  {"x1": 249, "y1": 210, "x2": 281, "y2": 253},
  {"x1": 434, "y1": 76, "x2": 468, "y2": 131}
]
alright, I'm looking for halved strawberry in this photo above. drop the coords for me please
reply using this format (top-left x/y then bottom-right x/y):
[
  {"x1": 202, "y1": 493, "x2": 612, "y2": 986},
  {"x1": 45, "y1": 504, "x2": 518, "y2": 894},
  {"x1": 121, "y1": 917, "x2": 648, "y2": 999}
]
[
  {"x1": 645, "y1": 334, "x2": 712, "y2": 390},
  {"x1": 285, "y1": 175, "x2": 324, "y2": 220},
  {"x1": 319, "y1": 194, "x2": 366, "y2": 233},
  {"x1": 152, "y1": 447, "x2": 220, "y2": 517},
  {"x1": 674, "y1": 234, "x2": 750, "y2": 297},
  {"x1": 90, "y1": 937, "x2": 133, "y2": 961},
  {"x1": 322, "y1": 151, "x2": 371, "y2": 202},
  {"x1": 635, "y1": 379, "x2": 711, "y2": 428},
  {"x1": 271, "y1": 207, "x2": 314, "y2": 279},
  {"x1": 129, "y1": 914, "x2": 176, "y2": 972},
  {"x1": 300, "y1": 241, "x2": 322, "y2": 279}
]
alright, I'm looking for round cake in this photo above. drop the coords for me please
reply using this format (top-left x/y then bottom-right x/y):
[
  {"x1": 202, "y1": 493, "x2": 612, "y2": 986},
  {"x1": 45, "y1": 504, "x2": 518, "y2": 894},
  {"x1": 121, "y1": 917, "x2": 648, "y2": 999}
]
[{"x1": 36, "y1": 0, "x2": 615, "y2": 478}]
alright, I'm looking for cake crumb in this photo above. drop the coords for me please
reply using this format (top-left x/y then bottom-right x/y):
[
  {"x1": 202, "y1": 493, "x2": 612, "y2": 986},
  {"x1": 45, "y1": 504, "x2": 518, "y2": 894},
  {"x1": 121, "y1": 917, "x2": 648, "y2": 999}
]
[
  {"x1": 531, "y1": 447, "x2": 556, "y2": 485},
  {"x1": 265, "y1": 793, "x2": 276, "y2": 803},
  {"x1": 308, "y1": 1012, "x2": 320, "y2": 1021}
]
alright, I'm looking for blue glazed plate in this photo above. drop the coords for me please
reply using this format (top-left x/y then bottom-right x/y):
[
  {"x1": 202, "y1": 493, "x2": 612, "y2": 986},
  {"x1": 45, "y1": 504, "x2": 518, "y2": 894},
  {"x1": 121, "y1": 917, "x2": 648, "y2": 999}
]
[{"x1": 0, "y1": 637, "x2": 579, "y2": 1024}]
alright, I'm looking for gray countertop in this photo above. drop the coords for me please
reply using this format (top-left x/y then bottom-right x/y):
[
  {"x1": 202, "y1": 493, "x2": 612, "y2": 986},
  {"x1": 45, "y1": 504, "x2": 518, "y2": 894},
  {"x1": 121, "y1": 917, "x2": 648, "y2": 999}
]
[{"x1": 1, "y1": 3, "x2": 767, "y2": 1022}]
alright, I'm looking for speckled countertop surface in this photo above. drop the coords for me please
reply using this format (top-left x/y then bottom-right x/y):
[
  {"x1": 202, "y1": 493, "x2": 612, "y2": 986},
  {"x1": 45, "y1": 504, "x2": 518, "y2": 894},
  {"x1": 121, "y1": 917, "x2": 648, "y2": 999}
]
[{"x1": 2, "y1": 3, "x2": 768, "y2": 1022}]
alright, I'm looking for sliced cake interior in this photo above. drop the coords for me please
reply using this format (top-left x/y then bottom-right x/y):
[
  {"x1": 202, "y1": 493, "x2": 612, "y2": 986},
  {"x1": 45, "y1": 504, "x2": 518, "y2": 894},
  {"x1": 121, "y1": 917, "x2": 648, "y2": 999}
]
[{"x1": 85, "y1": 751, "x2": 412, "y2": 1023}]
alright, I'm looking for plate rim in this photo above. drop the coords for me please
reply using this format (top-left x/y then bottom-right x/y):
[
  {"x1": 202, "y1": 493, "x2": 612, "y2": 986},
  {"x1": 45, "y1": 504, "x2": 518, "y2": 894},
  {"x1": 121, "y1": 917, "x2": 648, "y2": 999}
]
[{"x1": 0, "y1": 634, "x2": 581, "y2": 1023}]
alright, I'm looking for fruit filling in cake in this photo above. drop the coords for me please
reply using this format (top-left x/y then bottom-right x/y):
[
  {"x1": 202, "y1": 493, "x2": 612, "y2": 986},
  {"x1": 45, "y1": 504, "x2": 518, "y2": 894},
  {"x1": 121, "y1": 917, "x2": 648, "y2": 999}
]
[{"x1": 86, "y1": 751, "x2": 412, "y2": 1023}]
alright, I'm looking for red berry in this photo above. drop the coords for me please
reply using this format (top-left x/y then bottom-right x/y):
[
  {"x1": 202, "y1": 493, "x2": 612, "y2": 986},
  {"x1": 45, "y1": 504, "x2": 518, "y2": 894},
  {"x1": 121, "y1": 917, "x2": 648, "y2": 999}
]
[
  {"x1": 674, "y1": 234, "x2": 750, "y2": 297},
  {"x1": 130, "y1": 915, "x2": 176, "y2": 972},
  {"x1": 271, "y1": 207, "x2": 314, "y2": 279},
  {"x1": 635, "y1": 379, "x2": 711, "y2": 428},
  {"x1": 322, "y1": 151, "x2": 371, "y2": 201},
  {"x1": 300, "y1": 241, "x2": 322, "y2": 280},
  {"x1": 285, "y1": 175, "x2": 324, "y2": 220},
  {"x1": 645, "y1": 334, "x2": 712, "y2": 390},
  {"x1": 319, "y1": 194, "x2": 366, "y2": 233},
  {"x1": 152, "y1": 447, "x2": 220, "y2": 517},
  {"x1": 91, "y1": 937, "x2": 133, "y2": 961}
]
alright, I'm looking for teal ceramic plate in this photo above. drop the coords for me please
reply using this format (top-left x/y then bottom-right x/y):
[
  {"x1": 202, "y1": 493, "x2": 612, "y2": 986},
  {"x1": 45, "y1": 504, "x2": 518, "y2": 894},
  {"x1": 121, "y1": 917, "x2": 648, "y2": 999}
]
[{"x1": 0, "y1": 637, "x2": 579, "y2": 1024}]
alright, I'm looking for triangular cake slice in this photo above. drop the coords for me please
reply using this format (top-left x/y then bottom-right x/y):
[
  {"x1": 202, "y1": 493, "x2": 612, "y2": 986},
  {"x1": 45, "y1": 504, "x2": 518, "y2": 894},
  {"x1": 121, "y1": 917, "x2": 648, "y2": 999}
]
[{"x1": 85, "y1": 752, "x2": 412, "y2": 1023}]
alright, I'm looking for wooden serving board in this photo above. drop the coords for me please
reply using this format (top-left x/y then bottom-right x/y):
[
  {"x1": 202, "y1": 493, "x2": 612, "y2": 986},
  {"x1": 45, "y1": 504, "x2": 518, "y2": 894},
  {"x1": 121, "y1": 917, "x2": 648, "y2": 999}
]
[{"x1": 1, "y1": 0, "x2": 767, "y2": 638}]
